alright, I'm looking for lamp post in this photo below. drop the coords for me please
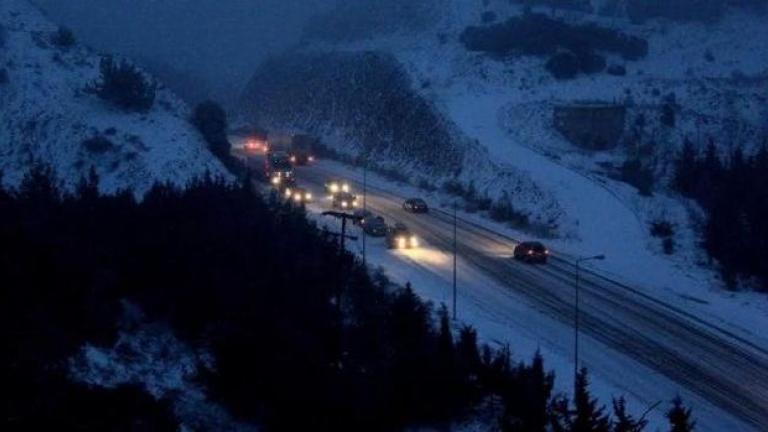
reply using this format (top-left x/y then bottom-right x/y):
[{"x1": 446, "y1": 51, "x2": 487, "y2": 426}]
[
  {"x1": 362, "y1": 154, "x2": 368, "y2": 266},
  {"x1": 574, "y1": 254, "x2": 605, "y2": 391},
  {"x1": 452, "y1": 200, "x2": 458, "y2": 320}
]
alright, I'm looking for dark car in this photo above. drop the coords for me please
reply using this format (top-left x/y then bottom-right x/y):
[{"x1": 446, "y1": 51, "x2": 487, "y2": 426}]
[
  {"x1": 513, "y1": 241, "x2": 549, "y2": 264},
  {"x1": 363, "y1": 216, "x2": 388, "y2": 237},
  {"x1": 386, "y1": 223, "x2": 419, "y2": 249},
  {"x1": 352, "y1": 209, "x2": 373, "y2": 226},
  {"x1": 332, "y1": 191, "x2": 358, "y2": 209},
  {"x1": 403, "y1": 198, "x2": 429, "y2": 213}
]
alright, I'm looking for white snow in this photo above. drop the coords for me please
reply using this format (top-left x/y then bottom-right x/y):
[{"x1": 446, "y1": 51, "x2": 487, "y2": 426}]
[
  {"x1": 70, "y1": 318, "x2": 256, "y2": 431},
  {"x1": 0, "y1": 0, "x2": 229, "y2": 195}
]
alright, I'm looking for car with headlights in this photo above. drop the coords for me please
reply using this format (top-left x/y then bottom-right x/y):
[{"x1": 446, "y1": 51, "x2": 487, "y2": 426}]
[
  {"x1": 513, "y1": 241, "x2": 549, "y2": 264},
  {"x1": 332, "y1": 191, "x2": 358, "y2": 209},
  {"x1": 325, "y1": 178, "x2": 351, "y2": 195},
  {"x1": 284, "y1": 187, "x2": 313, "y2": 203},
  {"x1": 386, "y1": 223, "x2": 419, "y2": 249},
  {"x1": 363, "y1": 216, "x2": 388, "y2": 237},
  {"x1": 403, "y1": 198, "x2": 429, "y2": 213},
  {"x1": 265, "y1": 153, "x2": 295, "y2": 187}
]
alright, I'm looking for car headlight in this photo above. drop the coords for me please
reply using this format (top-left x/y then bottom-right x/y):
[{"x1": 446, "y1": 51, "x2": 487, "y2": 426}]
[
  {"x1": 341, "y1": 201, "x2": 348, "y2": 208},
  {"x1": 271, "y1": 177, "x2": 280, "y2": 185},
  {"x1": 342, "y1": 183, "x2": 350, "y2": 193},
  {"x1": 352, "y1": 200, "x2": 358, "y2": 207},
  {"x1": 410, "y1": 236, "x2": 419, "y2": 247},
  {"x1": 397, "y1": 237, "x2": 407, "y2": 249},
  {"x1": 330, "y1": 184, "x2": 339, "y2": 193},
  {"x1": 290, "y1": 156, "x2": 296, "y2": 162},
  {"x1": 308, "y1": 156, "x2": 315, "y2": 162},
  {"x1": 305, "y1": 193, "x2": 312, "y2": 200},
  {"x1": 285, "y1": 188, "x2": 292, "y2": 197},
  {"x1": 294, "y1": 194, "x2": 302, "y2": 202}
]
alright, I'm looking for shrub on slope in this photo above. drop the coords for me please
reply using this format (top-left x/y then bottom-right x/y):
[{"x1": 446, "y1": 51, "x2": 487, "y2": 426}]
[{"x1": 87, "y1": 56, "x2": 156, "y2": 113}]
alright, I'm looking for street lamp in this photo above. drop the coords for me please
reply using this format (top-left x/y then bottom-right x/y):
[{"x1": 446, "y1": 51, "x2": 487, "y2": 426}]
[
  {"x1": 452, "y1": 200, "x2": 458, "y2": 320},
  {"x1": 574, "y1": 254, "x2": 605, "y2": 392},
  {"x1": 361, "y1": 153, "x2": 368, "y2": 266}
]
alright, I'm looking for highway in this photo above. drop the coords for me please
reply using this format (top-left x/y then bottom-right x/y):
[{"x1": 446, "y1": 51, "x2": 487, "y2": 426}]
[{"x1": 240, "y1": 148, "x2": 768, "y2": 430}]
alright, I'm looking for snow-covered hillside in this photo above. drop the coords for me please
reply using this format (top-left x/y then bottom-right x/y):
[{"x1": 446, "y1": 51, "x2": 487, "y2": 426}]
[
  {"x1": 240, "y1": 0, "x2": 767, "y2": 294},
  {"x1": 0, "y1": 0, "x2": 228, "y2": 194}
]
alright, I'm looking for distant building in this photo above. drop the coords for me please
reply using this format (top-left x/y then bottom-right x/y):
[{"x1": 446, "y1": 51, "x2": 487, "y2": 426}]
[{"x1": 553, "y1": 101, "x2": 626, "y2": 150}]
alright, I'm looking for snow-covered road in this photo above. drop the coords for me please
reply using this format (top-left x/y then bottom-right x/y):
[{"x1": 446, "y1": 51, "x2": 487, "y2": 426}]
[{"x1": 235, "y1": 145, "x2": 768, "y2": 431}]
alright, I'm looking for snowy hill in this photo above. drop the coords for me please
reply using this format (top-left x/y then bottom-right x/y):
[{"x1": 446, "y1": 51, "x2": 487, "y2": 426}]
[
  {"x1": 240, "y1": 0, "x2": 767, "y2": 293},
  {"x1": 0, "y1": 0, "x2": 228, "y2": 194}
]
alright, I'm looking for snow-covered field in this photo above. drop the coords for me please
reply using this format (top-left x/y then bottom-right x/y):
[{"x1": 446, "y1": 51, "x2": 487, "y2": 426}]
[
  {"x1": 0, "y1": 0, "x2": 228, "y2": 194},
  {"x1": 70, "y1": 306, "x2": 255, "y2": 431}
]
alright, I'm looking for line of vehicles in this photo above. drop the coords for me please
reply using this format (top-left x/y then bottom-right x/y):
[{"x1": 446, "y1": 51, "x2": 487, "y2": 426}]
[{"x1": 248, "y1": 132, "x2": 549, "y2": 260}]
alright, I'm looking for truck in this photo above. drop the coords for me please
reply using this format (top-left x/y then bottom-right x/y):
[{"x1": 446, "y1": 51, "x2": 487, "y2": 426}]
[
  {"x1": 263, "y1": 133, "x2": 318, "y2": 165},
  {"x1": 288, "y1": 134, "x2": 317, "y2": 165}
]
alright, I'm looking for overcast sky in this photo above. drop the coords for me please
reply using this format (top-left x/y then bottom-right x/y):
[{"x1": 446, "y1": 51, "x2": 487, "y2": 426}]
[{"x1": 34, "y1": 0, "x2": 335, "y2": 103}]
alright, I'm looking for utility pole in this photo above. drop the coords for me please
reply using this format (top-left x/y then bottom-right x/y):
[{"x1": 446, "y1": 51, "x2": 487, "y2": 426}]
[
  {"x1": 321, "y1": 211, "x2": 361, "y2": 252},
  {"x1": 452, "y1": 201, "x2": 458, "y2": 321},
  {"x1": 574, "y1": 254, "x2": 605, "y2": 393},
  {"x1": 362, "y1": 155, "x2": 368, "y2": 266},
  {"x1": 321, "y1": 211, "x2": 361, "y2": 317}
]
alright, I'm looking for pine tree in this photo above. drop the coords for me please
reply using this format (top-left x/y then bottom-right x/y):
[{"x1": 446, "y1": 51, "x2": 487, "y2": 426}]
[
  {"x1": 88, "y1": 56, "x2": 156, "y2": 112},
  {"x1": 572, "y1": 368, "x2": 610, "y2": 432},
  {"x1": 673, "y1": 137, "x2": 698, "y2": 196},
  {"x1": 517, "y1": 351, "x2": 555, "y2": 432},
  {"x1": 437, "y1": 304, "x2": 454, "y2": 359},
  {"x1": 666, "y1": 396, "x2": 695, "y2": 432},
  {"x1": 192, "y1": 100, "x2": 231, "y2": 158},
  {"x1": 695, "y1": 140, "x2": 722, "y2": 208},
  {"x1": 457, "y1": 325, "x2": 481, "y2": 375},
  {"x1": 612, "y1": 396, "x2": 647, "y2": 432}
]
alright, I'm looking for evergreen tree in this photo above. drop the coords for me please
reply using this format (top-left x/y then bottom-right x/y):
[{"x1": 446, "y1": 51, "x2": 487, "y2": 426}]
[
  {"x1": 694, "y1": 140, "x2": 722, "y2": 208},
  {"x1": 660, "y1": 103, "x2": 676, "y2": 127},
  {"x1": 672, "y1": 137, "x2": 698, "y2": 196},
  {"x1": 192, "y1": 100, "x2": 231, "y2": 158},
  {"x1": 516, "y1": 351, "x2": 555, "y2": 432},
  {"x1": 457, "y1": 325, "x2": 481, "y2": 376},
  {"x1": 612, "y1": 396, "x2": 647, "y2": 432},
  {"x1": 88, "y1": 56, "x2": 156, "y2": 112},
  {"x1": 572, "y1": 368, "x2": 611, "y2": 432},
  {"x1": 666, "y1": 396, "x2": 695, "y2": 432}
]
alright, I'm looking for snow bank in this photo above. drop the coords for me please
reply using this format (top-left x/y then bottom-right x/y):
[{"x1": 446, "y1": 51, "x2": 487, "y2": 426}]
[{"x1": 0, "y1": 0, "x2": 229, "y2": 195}]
